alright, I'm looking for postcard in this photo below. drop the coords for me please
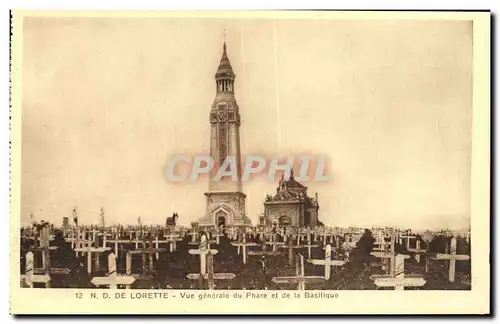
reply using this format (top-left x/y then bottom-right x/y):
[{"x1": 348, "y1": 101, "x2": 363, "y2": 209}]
[{"x1": 9, "y1": 10, "x2": 490, "y2": 315}]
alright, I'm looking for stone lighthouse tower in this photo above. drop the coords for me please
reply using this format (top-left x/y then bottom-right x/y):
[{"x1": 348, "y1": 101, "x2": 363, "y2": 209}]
[{"x1": 198, "y1": 42, "x2": 252, "y2": 228}]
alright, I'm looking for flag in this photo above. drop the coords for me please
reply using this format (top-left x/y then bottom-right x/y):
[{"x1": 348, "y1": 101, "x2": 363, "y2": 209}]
[{"x1": 73, "y1": 208, "x2": 78, "y2": 226}]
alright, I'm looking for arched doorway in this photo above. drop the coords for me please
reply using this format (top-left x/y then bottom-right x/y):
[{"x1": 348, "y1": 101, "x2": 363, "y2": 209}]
[
  {"x1": 216, "y1": 210, "x2": 227, "y2": 227},
  {"x1": 279, "y1": 216, "x2": 292, "y2": 226}
]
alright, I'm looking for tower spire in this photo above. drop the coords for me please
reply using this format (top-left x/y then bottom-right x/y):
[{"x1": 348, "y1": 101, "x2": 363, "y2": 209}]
[{"x1": 216, "y1": 39, "x2": 235, "y2": 80}]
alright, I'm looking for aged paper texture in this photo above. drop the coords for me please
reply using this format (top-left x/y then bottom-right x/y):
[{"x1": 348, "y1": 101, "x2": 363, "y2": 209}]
[{"x1": 10, "y1": 10, "x2": 490, "y2": 315}]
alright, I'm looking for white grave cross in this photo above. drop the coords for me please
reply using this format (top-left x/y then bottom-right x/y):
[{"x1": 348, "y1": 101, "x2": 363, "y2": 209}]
[
  {"x1": 307, "y1": 244, "x2": 345, "y2": 280},
  {"x1": 21, "y1": 251, "x2": 51, "y2": 288},
  {"x1": 231, "y1": 236, "x2": 259, "y2": 264},
  {"x1": 73, "y1": 246, "x2": 111, "y2": 274},
  {"x1": 186, "y1": 251, "x2": 236, "y2": 289},
  {"x1": 272, "y1": 253, "x2": 325, "y2": 290},
  {"x1": 188, "y1": 239, "x2": 219, "y2": 274},
  {"x1": 431, "y1": 237, "x2": 470, "y2": 283},
  {"x1": 371, "y1": 254, "x2": 426, "y2": 291},
  {"x1": 91, "y1": 253, "x2": 136, "y2": 289}
]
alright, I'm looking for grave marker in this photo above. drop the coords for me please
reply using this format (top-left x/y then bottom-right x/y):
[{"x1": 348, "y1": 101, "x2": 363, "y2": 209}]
[
  {"x1": 189, "y1": 245, "x2": 219, "y2": 274},
  {"x1": 91, "y1": 253, "x2": 136, "y2": 289},
  {"x1": 73, "y1": 246, "x2": 111, "y2": 274},
  {"x1": 127, "y1": 248, "x2": 167, "y2": 275},
  {"x1": 22, "y1": 251, "x2": 51, "y2": 288},
  {"x1": 307, "y1": 244, "x2": 345, "y2": 280},
  {"x1": 231, "y1": 236, "x2": 259, "y2": 264},
  {"x1": 431, "y1": 237, "x2": 470, "y2": 283},
  {"x1": 186, "y1": 251, "x2": 236, "y2": 289},
  {"x1": 407, "y1": 240, "x2": 427, "y2": 263},
  {"x1": 370, "y1": 254, "x2": 426, "y2": 290},
  {"x1": 272, "y1": 253, "x2": 325, "y2": 290},
  {"x1": 32, "y1": 229, "x2": 70, "y2": 276}
]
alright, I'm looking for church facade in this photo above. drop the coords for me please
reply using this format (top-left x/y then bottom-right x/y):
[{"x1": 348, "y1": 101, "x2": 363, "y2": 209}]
[
  {"x1": 198, "y1": 42, "x2": 252, "y2": 228},
  {"x1": 260, "y1": 171, "x2": 321, "y2": 228}
]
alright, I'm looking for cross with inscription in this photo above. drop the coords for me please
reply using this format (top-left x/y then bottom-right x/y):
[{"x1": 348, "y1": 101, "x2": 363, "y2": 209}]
[{"x1": 370, "y1": 254, "x2": 427, "y2": 291}]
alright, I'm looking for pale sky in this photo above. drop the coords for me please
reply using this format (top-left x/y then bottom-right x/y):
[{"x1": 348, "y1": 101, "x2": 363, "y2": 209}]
[{"x1": 20, "y1": 17, "x2": 472, "y2": 229}]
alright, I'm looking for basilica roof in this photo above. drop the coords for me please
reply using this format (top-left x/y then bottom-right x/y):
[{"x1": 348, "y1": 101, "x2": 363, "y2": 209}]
[{"x1": 264, "y1": 171, "x2": 319, "y2": 208}]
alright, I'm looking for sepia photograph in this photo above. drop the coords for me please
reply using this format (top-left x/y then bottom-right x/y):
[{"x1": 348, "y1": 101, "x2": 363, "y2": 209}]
[{"x1": 9, "y1": 10, "x2": 490, "y2": 315}]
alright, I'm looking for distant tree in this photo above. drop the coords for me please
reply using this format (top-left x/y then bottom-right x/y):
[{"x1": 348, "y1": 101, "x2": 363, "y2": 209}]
[{"x1": 355, "y1": 229, "x2": 375, "y2": 255}]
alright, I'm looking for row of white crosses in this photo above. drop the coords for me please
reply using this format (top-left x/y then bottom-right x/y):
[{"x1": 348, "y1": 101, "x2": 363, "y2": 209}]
[
  {"x1": 372, "y1": 231, "x2": 471, "y2": 286},
  {"x1": 66, "y1": 227, "x2": 111, "y2": 274},
  {"x1": 227, "y1": 226, "x2": 351, "y2": 266},
  {"x1": 106, "y1": 230, "x2": 181, "y2": 258},
  {"x1": 368, "y1": 232, "x2": 427, "y2": 290},
  {"x1": 109, "y1": 233, "x2": 169, "y2": 278},
  {"x1": 254, "y1": 227, "x2": 338, "y2": 264},
  {"x1": 399, "y1": 230, "x2": 471, "y2": 283},
  {"x1": 61, "y1": 220, "x2": 470, "y2": 289},
  {"x1": 63, "y1": 209, "x2": 188, "y2": 275},
  {"x1": 90, "y1": 244, "x2": 168, "y2": 289},
  {"x1": 248, "y1": 234, "x2": 281, "y2": 258}
]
